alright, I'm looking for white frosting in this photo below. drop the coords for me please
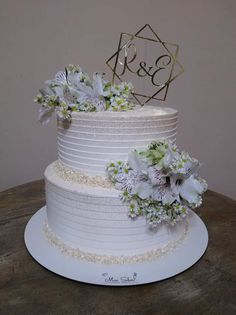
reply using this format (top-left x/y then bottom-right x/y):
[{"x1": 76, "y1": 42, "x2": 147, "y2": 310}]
[
  {"x1": 44, "y1": 105, "x2": 186, "y2": 261},
  {"x1": 45, "y1": 162, "x2": 187, "y2": 257},
  {"x1": 44, "y1": 220, "x2": 188, "y2": 264},
  {"x1": 57, "y1": 105, "x2": 178, "y2": 175}
]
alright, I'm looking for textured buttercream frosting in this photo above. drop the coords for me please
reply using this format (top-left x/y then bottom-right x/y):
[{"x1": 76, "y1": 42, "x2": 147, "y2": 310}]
[
  {"x1": 45, "y1": 105, "x2": 186, "y2": 262},
  {"x1": 57, "y1": 105, "x2": 178, "y2": 175},
  {"x1": 45, "y1": 162, "x2": 187, "y2": 258},
  {"x1": 44, "y1": 219, "x2": 189, "y2": 264}
]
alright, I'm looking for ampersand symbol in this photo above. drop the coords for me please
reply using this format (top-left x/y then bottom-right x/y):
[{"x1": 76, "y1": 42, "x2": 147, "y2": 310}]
[{"x1": 137, "y1": 61, "x2": 153, "y2": 77}]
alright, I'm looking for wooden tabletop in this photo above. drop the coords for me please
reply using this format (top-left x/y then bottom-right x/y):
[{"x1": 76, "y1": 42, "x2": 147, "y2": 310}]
[{"x1": 0, "y1": 180, "x2": 236, "y2": 315}]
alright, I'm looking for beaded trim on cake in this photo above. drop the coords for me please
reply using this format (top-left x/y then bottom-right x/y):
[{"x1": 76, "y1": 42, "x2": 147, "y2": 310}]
[
  {"x1": 54, "y1": 160, "x2": 113, "y2": 188},
  {"x1": 44, "y1": 221, "x2": 189, "y2": 265}
]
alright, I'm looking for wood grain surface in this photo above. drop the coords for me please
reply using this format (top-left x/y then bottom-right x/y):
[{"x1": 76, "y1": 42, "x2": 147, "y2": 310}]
[{"x1": 0, "y1": 180, "x2": 236, "y2": 315}]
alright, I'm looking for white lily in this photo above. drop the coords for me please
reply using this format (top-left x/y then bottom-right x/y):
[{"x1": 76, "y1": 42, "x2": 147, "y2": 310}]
[
  {"x1": 62, "y1": 86, "x2": 80, "y2": 105},
  {"x1": 170, "y1": 151, "x2": 200, "y2": 179},
  {"x1": 162, "y1": 190, "x2": 179, "y2": 205},
  {"x1": 38, "y1": 107, "x2": 54, "y2": 125},
  {"x1": 66, "y1": 73, "x2": 106, "y2": 107},
  {"x1": 151, "y1": 176, "x2": 180, "y2": 205},
  {"x1": 155, "y1": 145, "x2": 178, "y2": 170},
  {"x1": 132, "y1": 181, "x2": 153, "y2": 199},
  {"x1": 162, "y1": 147, "x2": 174, "y2": 167},
  {"x1": 67, "y1": 72, "x2": 84, "y2": 88},
  {"x1": 39, "y1": 82, "x2": 55, "y2": 97},
  {"x1": 53, "y1": 85, "x2": 65, "y2": 100},
  {"x1": 148, "y1": 166, "x2": 166, "y2": 185},
  {"x1": 127, "y1": 151, "x2": 154, "y2": 198},
  {"x1": 74, "y1": 73, "x2": 104, "y2": 97},
  {"x1": 128, "y1": 150, "x2": 148, "y2": 174},
  {"x1": 180, "y1": 175, "x2": 207, "y2": 205},
  {"x1": 92, "y1": 73, "x2": 105, "y2": 96},
  {"x1": 53, "y1": 71, "x2": 67, "y2": 85}
]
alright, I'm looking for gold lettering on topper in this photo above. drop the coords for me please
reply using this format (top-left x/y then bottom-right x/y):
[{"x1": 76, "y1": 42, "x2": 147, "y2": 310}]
[
  {"x1": 106, "y1": 24, "x2": 184, "y2": 104},
  {"x1": 118, "y1": 44, "x2": 172, "y2": 87}
]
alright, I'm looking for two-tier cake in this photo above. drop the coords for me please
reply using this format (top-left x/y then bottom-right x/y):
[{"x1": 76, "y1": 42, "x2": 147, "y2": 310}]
[
  {"x1": 44, "y1": 106, "x2": 191, "y2": 263},
  {"x1": 24, "y1": 64, "x2": 208, "y2": 284}
]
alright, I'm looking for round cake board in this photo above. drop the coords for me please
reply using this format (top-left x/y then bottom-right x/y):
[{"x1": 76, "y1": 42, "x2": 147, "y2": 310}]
[{"x1": 24, "y1": 207, "x2": 208, "y2": 286}]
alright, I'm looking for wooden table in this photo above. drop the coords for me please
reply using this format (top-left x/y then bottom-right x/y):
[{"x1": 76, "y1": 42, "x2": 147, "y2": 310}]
[{"x1": 0, "y1": 180, "x2": 236, "y2": 315}]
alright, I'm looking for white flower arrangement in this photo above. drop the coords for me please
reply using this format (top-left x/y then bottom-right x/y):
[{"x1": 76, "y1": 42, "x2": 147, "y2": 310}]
[
  {"x1": 107, "y1": 140, "x2": 207, "y2": 227},
  {"x1": 34, "y1": 64, "x2": 134, "y2": 124}
]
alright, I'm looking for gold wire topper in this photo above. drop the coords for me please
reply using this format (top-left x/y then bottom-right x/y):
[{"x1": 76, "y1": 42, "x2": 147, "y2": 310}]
[{"x1": 106, "y1": 24, "x2": 184, "y2": 105}]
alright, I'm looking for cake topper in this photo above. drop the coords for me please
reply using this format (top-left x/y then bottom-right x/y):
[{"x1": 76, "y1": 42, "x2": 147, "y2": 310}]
[{"x1": 106, "y1": 24, "x2": 184, "y2": 105}]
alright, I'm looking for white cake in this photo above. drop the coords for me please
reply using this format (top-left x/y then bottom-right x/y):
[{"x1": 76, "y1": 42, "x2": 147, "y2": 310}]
[{"x1": 44, "y1": 105, "x2": 189, "y2": 263}]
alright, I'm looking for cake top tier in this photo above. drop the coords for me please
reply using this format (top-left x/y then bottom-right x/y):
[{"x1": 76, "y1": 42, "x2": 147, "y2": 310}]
[
  {"x1": 70, "y1": 105, "x2": 177, "y2": 120},
  {"x1": 57, "y1": 105, "x2": 178, "y2": 176}
]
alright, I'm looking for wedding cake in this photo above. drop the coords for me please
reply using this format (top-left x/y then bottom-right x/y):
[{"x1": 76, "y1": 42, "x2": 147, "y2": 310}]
[{"x1": 35, "y1": 65, "x2": 207, "y2": 264}]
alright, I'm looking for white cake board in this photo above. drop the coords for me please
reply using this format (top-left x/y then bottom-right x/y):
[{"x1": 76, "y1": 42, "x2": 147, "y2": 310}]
[{"x1": 24, "y1": 207, "x2": 208, "y2": 286}]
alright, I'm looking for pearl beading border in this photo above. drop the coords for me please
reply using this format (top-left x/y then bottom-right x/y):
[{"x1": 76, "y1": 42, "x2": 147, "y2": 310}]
[
  {"x1": 54, "y1": 160, "x2": 113, "y2": 188},
  {"x1": 43, "y1": 220, "x2": 189, "y2": 265}
]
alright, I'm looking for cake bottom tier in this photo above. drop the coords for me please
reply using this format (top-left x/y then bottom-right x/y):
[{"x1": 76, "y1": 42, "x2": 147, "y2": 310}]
[{"x1": 44, "y1": 162, "x2": 188, "y2": 263}]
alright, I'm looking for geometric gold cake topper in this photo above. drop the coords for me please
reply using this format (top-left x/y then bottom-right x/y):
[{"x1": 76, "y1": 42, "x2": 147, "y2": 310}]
[{"x1": 106, "y1": 24, "x2": 184, "y2": 105}]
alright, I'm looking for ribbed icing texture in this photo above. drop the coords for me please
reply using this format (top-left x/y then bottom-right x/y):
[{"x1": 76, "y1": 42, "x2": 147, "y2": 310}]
[
  {"x1": 57, "y1": 106, "x2": 178, "y2": 175},
  {"x1": 45, "y1": 163, "x2": 185, "y2": 256},
  {"x1": 45, "y1": 106, "x2": 184, "y2": 258}
]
